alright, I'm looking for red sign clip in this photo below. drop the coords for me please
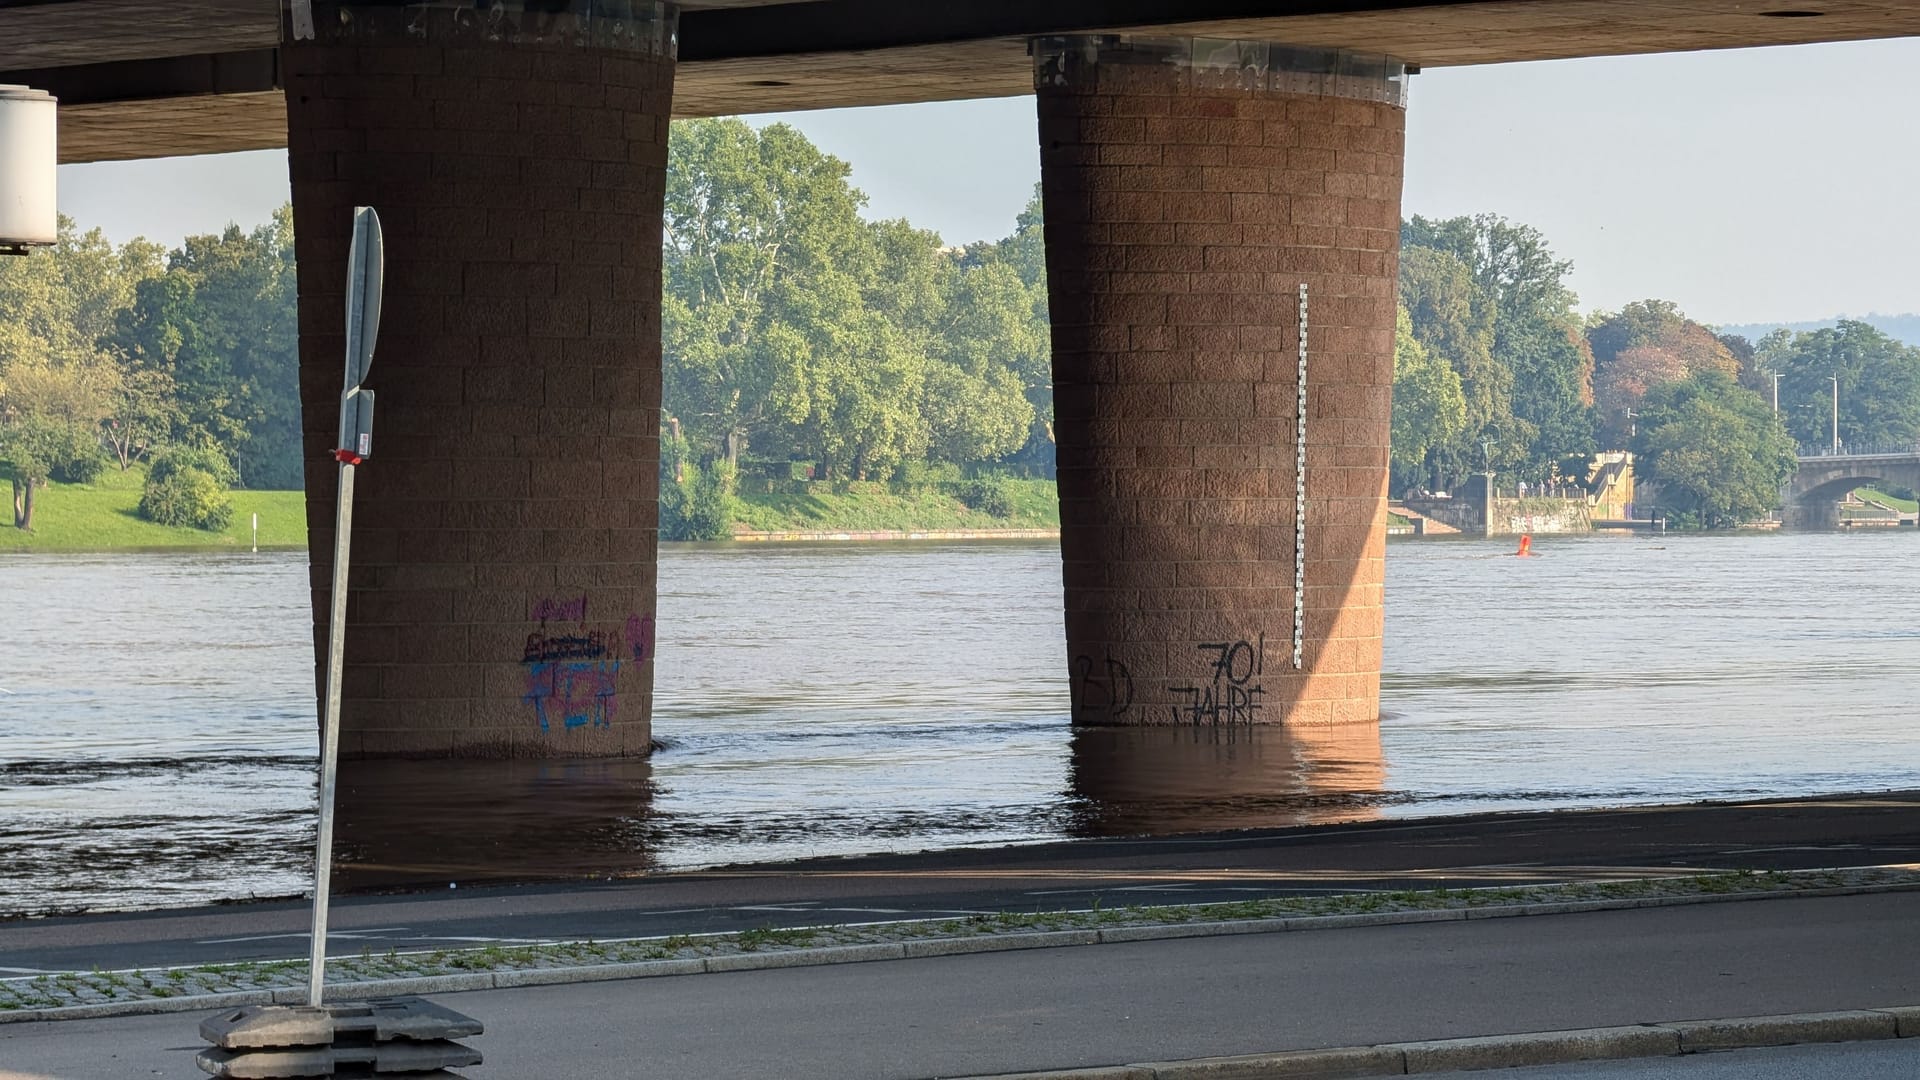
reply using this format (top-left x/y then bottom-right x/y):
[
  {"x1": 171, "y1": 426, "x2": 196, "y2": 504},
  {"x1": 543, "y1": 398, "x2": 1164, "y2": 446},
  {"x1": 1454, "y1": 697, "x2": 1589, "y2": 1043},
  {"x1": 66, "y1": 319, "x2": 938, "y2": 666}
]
[{"x1": 332, "y1": 448, "x2": 365, "y2": 465}]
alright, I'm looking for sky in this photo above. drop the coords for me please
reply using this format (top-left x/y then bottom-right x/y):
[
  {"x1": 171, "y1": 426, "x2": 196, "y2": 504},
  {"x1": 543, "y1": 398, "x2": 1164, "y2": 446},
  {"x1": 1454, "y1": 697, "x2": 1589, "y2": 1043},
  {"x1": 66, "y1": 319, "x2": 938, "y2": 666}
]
[{"x1": 55, "y1": 36, "x2": 1920, "y2": 327}]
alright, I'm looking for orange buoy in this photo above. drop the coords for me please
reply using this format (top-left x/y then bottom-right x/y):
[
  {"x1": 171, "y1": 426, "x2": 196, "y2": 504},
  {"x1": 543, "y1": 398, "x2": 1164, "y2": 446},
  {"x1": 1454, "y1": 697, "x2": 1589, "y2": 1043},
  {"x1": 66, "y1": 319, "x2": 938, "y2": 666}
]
[{"x1": 1515, "y1": 534, "x2": 1533, "y2": 557}]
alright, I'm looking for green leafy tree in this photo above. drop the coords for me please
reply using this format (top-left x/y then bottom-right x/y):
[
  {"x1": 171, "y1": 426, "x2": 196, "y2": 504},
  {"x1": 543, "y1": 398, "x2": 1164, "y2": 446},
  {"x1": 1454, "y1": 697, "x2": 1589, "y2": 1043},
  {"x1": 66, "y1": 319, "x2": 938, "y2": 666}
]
[
  {"x1": 662, "y1": 117, "x2": 877, "y2": 466},
  {"x1": 1632, "y1": 370, "x2": 1796, "y2": 528},
  {"x1": 0, "y1": 363, "x2": 115, "y2": 529},
  {"x1": 1397, "y1": 245, "x2": 1504, "y2": 487},
  {"x1": 1758, "y1": 320, "x2": 1920, "y2": 451},
  {"x1": 786, "y1": 306, "x2": 930, "y2": 479},
  {"x1": 657, "y1": 418, "x2": 736, "y2": 541},
  {"x1": 952, "y1": 188, "x2": 1054, "y2": 472},
  {"x1": 0, "y1": 218, "x2": 163, "y2": 374},
  {"x1": 113, "y1": 208, "x2": 301, "y2": 489},
  {"x1": 1389, "y1": 306, "x2": 1467, "y2": 488},
  {"x1": 922, "y1": 260, "x2": 1041, "y2": 464},
  {"x1": 1403, "y1": 214, "x2": 1592, "y2": 478}
]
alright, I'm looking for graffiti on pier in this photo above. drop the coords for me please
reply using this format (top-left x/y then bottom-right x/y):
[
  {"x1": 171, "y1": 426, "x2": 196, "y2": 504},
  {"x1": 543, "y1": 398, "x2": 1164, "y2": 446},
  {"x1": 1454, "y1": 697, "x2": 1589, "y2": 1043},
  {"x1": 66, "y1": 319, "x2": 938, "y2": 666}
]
[
  {"x1": 1073, "y1": 653, "x2": 1134, "y2": 720},
  {"x1": 522, "y1": 659, "x2": 621, "y2": 731},
  {"x1": 624, "y1": 613, "x2": 655, "y2": 663},
  {"x1": 517, "y1": 595, "x2": 655, "y2": 733},
  {"x1": 1167, "y1": 634, "x2": 1265, "y2": 724},
  {"x1": 523, "y1": 630, "x2": 609, "y2": 662},
  {"x1": 530, "y1": 594, "x2": 589, "y2": 623}
]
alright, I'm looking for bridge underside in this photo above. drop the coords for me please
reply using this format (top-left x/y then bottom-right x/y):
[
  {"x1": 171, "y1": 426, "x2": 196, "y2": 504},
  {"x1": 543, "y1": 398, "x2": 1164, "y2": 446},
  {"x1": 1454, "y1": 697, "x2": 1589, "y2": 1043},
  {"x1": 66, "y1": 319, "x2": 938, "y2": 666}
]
[
  {"x1": 13, "y1": 0, "x2": 1920, "y2": 756},
  {"x1": 10, "y1": 1, "x2": 1920, "y2": 163}
]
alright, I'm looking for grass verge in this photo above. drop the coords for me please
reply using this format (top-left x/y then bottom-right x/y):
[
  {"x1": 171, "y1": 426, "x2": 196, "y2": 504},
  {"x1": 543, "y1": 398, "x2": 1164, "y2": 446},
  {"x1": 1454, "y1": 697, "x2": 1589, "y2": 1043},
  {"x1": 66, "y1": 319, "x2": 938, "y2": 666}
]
[
  {"x1": 1854, "y1": 486, "x2": 1919, "y2": 513},
  {"x1": 4, "y1": 866, "x2": 1914, "y2": 1015},
  {"x1": 729, "y1": 479, "x2": 1059, "y2": 534}
]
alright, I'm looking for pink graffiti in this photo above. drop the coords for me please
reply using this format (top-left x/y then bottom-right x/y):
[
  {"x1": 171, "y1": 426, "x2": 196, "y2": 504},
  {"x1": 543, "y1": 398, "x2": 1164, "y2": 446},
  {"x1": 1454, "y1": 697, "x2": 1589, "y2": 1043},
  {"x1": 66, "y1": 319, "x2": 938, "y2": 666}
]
[
  {"x1": 530, "y1": 594, "x2": 588, "y2": 623},
  {"x1": 624, "y1": 613, "x2": 656, "y2": 662}
]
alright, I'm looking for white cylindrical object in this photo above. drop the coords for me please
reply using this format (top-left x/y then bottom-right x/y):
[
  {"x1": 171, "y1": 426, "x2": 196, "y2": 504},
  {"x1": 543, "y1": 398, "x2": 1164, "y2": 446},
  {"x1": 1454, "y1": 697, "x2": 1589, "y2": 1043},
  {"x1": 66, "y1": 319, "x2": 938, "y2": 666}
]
[{"x1": 0, "y1": 85, "x2": 57, "y2": 253}]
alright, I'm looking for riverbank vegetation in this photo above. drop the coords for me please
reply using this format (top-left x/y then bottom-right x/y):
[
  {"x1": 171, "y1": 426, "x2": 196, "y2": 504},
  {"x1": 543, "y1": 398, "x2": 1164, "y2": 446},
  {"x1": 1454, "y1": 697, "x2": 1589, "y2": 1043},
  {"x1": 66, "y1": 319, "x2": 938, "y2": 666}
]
[
  {"x1": 0, "y1": 464, "x2": 304, "y2": 552},
  {"x1": 9, "y1": 121, "x2": 1920, "y2": 543}
]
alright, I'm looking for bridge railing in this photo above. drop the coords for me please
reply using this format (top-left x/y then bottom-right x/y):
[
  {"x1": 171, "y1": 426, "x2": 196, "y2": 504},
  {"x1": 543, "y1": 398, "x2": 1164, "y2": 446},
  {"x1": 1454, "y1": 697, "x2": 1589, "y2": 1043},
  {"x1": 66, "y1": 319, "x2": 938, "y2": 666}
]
[{"x1": 1796, "y1": 441, "x2": 1920, "y2": 460}]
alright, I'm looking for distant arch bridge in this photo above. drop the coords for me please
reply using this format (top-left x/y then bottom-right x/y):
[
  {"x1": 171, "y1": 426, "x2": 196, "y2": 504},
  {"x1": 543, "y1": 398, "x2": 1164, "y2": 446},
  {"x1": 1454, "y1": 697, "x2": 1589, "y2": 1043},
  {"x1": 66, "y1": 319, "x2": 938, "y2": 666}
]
[{"x1": 1785, "y1": 449, "x2": 1920, "y2": 529}]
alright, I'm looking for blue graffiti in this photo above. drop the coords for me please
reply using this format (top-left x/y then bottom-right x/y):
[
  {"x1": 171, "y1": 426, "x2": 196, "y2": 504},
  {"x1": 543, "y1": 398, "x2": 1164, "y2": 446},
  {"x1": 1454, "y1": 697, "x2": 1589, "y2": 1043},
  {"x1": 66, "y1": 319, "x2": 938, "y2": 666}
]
[{"x1": 522, "y1": 659, "x2": 621, "y2": 731}]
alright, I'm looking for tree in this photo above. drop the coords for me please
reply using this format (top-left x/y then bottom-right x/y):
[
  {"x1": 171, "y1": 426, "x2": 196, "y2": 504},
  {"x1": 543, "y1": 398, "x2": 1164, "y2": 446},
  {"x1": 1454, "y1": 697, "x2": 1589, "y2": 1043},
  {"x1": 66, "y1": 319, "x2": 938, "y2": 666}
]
[
  {"x1": 922, "y1": 259, "x2": 1042, "y2": 464},
  {"x1": 661, "y1": 117, "x2": 877, "y2": 467},
  {"x1": 102, "y1": 367, "x2": 182, "y2": 472},
  {"x1": 0, "y1": 218, "x2": 162, "y2": 375},
  {"x1": 785, "y1": 307, "x2": 930, "y2": 479},
  {"x1": 1593, "y1": 345, "x2": 1688, "y2": 437},
  {"x1": 112, "y1": 208, "x2": 302, "y2": 489},
  {"x1": 1758, "y1": 320, "x2": 1920, "y2": 451},
  {"x1": 953, "y1": 188, "x2": 1054, "y2": 473},
  {"x1": 1389, "y1": 306, "x2": 1467, "y2": 487},
  {"x1": 1632, "y1": 369, "x2": 1796, "y2": 528},
  {"x1": 1503, "y1": 318, "x2": 1595, "y2": 476},
  {"x1": 1402, "y1": 215, "x2": 1592, "y2": 478},
  {"x1": 0, "y1": 364, "x2": 113, "y2": 529},
  {"x1": 1587, "y1": 299, "x2": 1738, "y2": 443},
  {"x1": 1397, "y1": 245, "x2": 1503, "y2": 487}
]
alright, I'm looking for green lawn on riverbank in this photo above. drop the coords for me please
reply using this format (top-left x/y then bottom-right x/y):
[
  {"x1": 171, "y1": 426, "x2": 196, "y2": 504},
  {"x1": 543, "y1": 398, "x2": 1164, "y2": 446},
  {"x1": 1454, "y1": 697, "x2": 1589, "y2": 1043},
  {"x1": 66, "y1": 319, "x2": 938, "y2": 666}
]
[
  {"x1": 0, "y1": 466, "x2": 306, "y2": 552},
  {"x1": 1854, "y1": 486, "x2": 1919, "y2": 513},
  {"x1": 3, "y1": 470, "x2": 1058, "y2": 551},
  {"x1": 730, "y1": 479, "x2": 1059, "y2": 534}
]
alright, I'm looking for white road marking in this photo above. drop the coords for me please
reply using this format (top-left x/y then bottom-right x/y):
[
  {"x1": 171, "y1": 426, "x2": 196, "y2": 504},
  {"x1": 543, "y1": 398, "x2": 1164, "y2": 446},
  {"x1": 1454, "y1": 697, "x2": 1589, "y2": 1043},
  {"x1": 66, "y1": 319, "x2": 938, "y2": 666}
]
[{"x1": 197, "y1": 927, "x2": 410, "y2": 944}]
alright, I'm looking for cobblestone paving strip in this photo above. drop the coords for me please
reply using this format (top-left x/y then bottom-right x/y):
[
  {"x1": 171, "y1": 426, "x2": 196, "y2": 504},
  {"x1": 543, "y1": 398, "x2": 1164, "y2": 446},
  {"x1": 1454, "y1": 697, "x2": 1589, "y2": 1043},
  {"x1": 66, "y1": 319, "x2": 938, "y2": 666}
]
[{"x1": 4, "y1": 867, "x2": 1916, "y2": 1018}]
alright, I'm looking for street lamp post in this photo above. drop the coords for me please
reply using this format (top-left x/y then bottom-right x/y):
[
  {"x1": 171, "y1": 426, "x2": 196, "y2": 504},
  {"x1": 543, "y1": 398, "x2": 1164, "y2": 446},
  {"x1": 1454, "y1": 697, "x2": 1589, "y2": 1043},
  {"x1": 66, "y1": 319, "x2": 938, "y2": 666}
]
[
  {"x1": 1830, "y1": 375, "x2": 1839, "y2": 455},
  {"x1": 1771, "y1": 373, "x2": 1783, "y2": 414},
  {"x1": 1482, "y1": 438, "x2": 1496, "y2": 537}
]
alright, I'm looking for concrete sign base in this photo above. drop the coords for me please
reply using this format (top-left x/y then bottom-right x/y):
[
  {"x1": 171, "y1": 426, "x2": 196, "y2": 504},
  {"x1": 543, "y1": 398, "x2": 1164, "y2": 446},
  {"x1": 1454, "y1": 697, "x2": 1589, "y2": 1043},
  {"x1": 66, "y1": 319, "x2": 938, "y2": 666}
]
[{"x1": 196, "y1": 997, "x2": 482, "y2": 1077}]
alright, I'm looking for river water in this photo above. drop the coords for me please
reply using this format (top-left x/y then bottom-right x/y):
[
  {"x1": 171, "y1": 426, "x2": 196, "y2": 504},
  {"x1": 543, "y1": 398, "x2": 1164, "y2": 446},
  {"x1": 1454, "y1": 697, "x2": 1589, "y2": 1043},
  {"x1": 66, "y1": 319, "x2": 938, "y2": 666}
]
[{"x1": 3, "y1": 531, "x2": 1918, "y2": 914}]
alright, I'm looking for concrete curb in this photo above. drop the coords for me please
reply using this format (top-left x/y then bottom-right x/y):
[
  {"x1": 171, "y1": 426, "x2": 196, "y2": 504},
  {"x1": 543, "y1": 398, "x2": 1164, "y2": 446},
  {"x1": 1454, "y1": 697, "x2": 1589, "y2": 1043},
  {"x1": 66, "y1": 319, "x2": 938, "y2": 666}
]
[
  {"x1": 945, "y1": 1007, "x2": 1920, "y2": 1079},
  {"x1": 4, "y1": 878, "x2": 1918, "y2": 1026}
]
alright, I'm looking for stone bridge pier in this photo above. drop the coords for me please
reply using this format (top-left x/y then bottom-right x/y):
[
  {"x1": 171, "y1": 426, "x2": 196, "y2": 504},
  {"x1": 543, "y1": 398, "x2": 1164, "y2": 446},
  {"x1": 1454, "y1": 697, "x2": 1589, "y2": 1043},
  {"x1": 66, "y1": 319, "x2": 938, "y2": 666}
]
[
  {"x1": 1038, "y1": 38, "x2": 1407, "y2": 729},
  {"x1": 287, "y1": 17, "x2": 1410, "y2": 758},
  {"x1": 287, "y1": 0, "x2": 675, "y2": 758},
  {"x1": 1783, "y1": 454, "x2": 1920, "y2": 529}
]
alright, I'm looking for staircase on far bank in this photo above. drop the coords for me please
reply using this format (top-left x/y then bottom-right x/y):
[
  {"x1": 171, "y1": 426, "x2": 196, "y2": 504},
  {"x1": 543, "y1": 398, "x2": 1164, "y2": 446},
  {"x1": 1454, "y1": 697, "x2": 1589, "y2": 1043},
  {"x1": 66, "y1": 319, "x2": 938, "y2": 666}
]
[{"x1": 1388, "y1": 502, "x2": 1462, "y2": 535}]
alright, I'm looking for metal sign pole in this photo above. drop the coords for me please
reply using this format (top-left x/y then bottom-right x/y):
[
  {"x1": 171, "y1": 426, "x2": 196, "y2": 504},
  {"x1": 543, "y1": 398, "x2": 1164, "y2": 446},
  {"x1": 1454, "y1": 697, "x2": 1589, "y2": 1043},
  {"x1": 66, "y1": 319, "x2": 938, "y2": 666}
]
[
  {"x1": 307, "y1": 206, "x2": 383, "y2": 1007},
  {"x1": 308, "y1": 460, "x2": 354, "y2": 1005}
]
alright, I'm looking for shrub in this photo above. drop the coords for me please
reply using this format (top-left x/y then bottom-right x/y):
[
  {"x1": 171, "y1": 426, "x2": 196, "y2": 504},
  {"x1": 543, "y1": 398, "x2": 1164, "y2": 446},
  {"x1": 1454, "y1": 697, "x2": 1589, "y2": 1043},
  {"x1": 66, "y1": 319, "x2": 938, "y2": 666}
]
[
  {"x1": 49, "y1": 445, "x2": 107, "y2": 485},
  {"x1": 147, "y1": 445, "x2": 238, "y2": 488},
  {"x1": 139, "y1": 465, "x2": 233, "y2": 531},
  {"x1": 956, "y1": 477, "x2": 1015, "y2": 519},
  {"x1": 894, "y1": 459, "x2": 962, "y2": 493},
  {"x1": 658, "y1": 426, "x2": 736, "y2": 541},
  {"x1": 682, "y1": 458, "x2": 737, "y2": 541}
]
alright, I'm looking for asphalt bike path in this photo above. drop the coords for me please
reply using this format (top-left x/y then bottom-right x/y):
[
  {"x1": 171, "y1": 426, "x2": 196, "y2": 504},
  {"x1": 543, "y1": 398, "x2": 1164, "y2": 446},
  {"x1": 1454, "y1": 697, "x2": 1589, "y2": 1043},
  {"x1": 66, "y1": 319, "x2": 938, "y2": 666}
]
[{"x1": 4, "y1": 887, "x2": 1919, "y2": 1078}]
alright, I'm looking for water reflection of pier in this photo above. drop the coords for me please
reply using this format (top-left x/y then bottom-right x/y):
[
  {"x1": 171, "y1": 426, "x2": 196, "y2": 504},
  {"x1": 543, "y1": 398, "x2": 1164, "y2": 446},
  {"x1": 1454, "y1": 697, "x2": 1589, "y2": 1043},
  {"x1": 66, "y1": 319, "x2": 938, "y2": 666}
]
[
  {"x1": 1067, "y1": 724, "x2": 1388, "y2": 838},
  {"x1": 333, "y1": 758, "x2": 657, "y2": 893}
]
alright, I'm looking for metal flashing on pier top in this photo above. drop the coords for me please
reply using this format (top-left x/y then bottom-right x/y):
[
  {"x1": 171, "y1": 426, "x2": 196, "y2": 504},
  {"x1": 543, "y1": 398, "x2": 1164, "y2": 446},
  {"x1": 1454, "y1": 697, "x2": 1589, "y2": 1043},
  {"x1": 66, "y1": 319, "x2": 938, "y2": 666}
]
[
  {"x1": 1032, "y1": 35, "x2": 1409, "y2": 107},
  {"x1": 294, "y1": 0, "x2": 678, "y2": 55}
]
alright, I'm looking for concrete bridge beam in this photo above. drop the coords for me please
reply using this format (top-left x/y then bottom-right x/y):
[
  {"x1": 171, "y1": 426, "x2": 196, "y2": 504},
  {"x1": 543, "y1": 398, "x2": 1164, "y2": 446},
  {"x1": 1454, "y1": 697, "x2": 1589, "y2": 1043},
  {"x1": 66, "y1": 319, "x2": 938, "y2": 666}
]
[
  {"x1": 286, "y1": 1, "x2": 675, "y2": 757},
  {"x1": 1038, "y1": 38, "x2": 1406, "y2": 727}
]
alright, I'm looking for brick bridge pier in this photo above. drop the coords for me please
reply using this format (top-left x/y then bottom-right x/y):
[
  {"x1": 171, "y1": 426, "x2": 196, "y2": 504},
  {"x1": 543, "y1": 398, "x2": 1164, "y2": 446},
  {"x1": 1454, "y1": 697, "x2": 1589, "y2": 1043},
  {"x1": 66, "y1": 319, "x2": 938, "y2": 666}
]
[{"x1": 284, "y1": 15, "x2": 1408, "y2": 757}]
